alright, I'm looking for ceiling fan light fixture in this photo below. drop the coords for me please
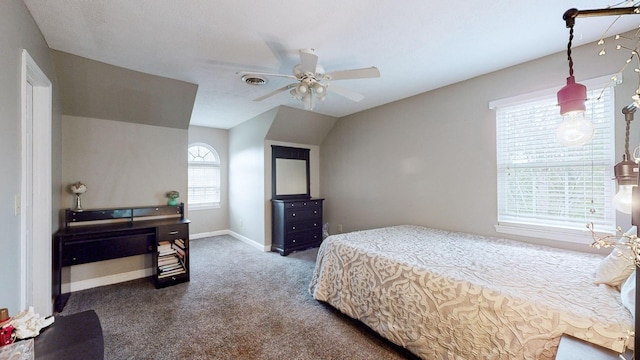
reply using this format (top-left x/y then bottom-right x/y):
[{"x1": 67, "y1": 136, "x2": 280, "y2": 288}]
[
  {"x1": 289, "y1": 89, "x2": 301, "y2": 100},
  {"x1": 313, "y1": 82, "x2": 326, "y2": 94},
  {"x1": 296, "y1": 82, "x2": 309, "y2": 96},
  {"x1": 241, "y1": 74, "x2": 268, "y2": 86}
]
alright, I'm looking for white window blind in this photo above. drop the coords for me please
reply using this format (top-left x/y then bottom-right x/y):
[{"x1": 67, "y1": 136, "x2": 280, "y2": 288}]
[
  {"x1": 188, "y1": 144, "x2": 221, "y2": 208},
  {"x1": 495, "y1": 84, "x2": 616, "y2": 235}
]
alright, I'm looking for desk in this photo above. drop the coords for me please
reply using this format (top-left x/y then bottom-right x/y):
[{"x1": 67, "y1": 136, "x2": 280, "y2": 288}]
[{"x1": 53, "y1": 205, "x2": 190, "y2": 312}]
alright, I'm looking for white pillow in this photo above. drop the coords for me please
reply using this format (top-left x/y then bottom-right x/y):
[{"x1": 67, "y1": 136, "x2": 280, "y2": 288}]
[
  {"x1": 594, "y1": 226, "x2": 637, "y2": 287},
  {"x1": 621, "y1": 270, "x2": 636, "y2": 319}
]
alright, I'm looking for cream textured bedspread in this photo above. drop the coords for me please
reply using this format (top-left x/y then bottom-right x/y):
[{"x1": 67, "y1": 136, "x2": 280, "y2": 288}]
[{"x1": 309, "y1": 225, "x2": 633, "y2": 359}]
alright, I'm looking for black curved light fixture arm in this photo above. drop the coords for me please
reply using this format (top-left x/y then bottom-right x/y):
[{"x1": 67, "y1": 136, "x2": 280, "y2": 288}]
[{"x1": 564, "y1": 7, "x2": 640, "y2": 28}]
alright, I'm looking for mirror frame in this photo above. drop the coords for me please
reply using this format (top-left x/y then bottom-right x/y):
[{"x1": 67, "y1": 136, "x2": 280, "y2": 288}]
[{"x1": 271, "y1": 145, "x2": 311, "y2": 200}]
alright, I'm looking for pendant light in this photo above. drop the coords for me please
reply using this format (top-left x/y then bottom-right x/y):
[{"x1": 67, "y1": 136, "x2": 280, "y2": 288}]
[
  {"x1": 613, "y1": 105, "x2": 639, "y2": 214},
  {"x1": 556, "y1": 9, "x2": 594, "y2": 147}
]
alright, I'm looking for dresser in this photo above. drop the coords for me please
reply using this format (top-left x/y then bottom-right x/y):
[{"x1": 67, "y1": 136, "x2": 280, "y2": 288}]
[{"x1": 272, "y1": 198, "x2": 324, "y2": 256}]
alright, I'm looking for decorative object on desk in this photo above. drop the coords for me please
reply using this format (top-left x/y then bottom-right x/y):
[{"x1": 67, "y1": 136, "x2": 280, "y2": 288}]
[
  {"x1": 69, "y1": 181, "x2": 87, "y2": 212},
  {"x1": 165, "y1": 190, "x2": 180, "y2": 206}
]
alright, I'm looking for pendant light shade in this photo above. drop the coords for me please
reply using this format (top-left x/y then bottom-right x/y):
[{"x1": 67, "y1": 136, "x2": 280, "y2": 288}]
[
  {"x1": 555, "y1": 76, "x2": 593, "y2": 147},
  {"x1": 557, "y1": 76, "x2": 587, "y2": 115}
]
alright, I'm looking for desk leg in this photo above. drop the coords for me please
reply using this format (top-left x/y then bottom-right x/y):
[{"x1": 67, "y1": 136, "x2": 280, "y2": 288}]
[
  {"x1": 54, "y1": 293, "x2": 70, "y2": 313},
  {"x1": 52, "y1": 235, "x2": 65, "y2": 313}
]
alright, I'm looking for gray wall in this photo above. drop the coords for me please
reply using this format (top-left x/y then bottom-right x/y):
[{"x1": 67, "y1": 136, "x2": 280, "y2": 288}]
[
  {"x1": 228, "y1": 106, "x2": 335, "y2": 249},
  {"x1": 321, "y1": 31, "x2": 640, "y2": 252},
  {"x1": 51, "y1": 50, "x2": 197, "y2": 130},
  {"x1": 0, "y1": 0, "x2": 62, "y2": 315},
  {"x1": 228, "y1": 108, "x2": 276, "y2": 248},
  {"x1": 60, "y1": 115, "x2": 187, "y2": 291},
  {"x1": 187, "y1": 125, "x2": 230, "y2": 236},
  {"x1": 61, "y1": 116, "x2": 187, "y2": 209}
]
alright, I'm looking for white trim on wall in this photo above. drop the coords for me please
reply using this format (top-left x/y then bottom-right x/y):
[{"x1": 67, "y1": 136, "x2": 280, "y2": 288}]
[
  {"x1": 191, "y1": 229, "x2": 267, "y2": 251},
  {"x1": 21, "y1": 50, "x2": 53, "y2": 316}
]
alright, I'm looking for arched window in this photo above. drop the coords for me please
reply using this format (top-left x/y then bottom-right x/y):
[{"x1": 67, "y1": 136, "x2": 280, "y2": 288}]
[{"x1": 188, "y1": 143, "x2": 220, "y2": 208}]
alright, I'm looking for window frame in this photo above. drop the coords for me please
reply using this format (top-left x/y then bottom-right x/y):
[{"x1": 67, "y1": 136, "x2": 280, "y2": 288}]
[
  {"x1": 187, "y1": 143, "x2": 221, "y2": 210},
  {"x1": 490, "y1": 74, "x2": 620, "y2": 244}
]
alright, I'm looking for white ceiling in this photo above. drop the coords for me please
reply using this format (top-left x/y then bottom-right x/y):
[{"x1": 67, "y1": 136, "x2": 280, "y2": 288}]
[{"x1": 23, "y1": 0, "x2": 640, "y2": 129}]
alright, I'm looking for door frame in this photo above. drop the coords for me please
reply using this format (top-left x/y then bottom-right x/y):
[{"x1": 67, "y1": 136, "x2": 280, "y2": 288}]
[{"x1": 21, "y1": 50, "x2": 52, "y2": 315}]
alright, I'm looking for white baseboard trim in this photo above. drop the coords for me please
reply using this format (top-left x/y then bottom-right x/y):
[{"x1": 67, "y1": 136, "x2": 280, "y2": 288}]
[
  {"x1": 191, "y1": 229, "x2": 268, "y2": 251},
  {"x1": 64, "y1": 268, "x2": 153, "y2": 293},
  {"x1": 228, "y1": 231, "x2": 270, "y2": 252},
  {"x1": 190, "y1": 230, "x2": 230, "y2": 239}
]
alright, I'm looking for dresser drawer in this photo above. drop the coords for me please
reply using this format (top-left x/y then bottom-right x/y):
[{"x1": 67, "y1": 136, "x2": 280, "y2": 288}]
[
  {"x1": 286, "y1": 219, "x2": 321, "y2": 234},
  {"x1": 157, "y1": 223, "x2": 189, "y2": 241},
  {"x1": 284, "y1": 228, "x2": 322, "y2": 247},
  {"x1": 285, "y1": 200, "x2": 322, "y2": 209},
  {"x1": 285, "y1": 207, "x2": 321, "y2": 221}
]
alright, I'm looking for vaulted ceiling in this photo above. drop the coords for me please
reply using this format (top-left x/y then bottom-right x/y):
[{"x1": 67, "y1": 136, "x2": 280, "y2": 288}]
[{"x1": 24, "y1": 0, "x2": 640, "y2": 129}]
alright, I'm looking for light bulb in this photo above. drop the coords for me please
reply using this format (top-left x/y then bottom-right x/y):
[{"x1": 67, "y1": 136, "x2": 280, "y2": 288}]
[
  {"x1": 313, "y1": 82, "x2": 325, "y2": 95},
  {"x1": 555, "y1": 111, "x2": 594, "y2": 147},
  {"x1": 613, "y1": 184, "x2": 635, "y2": 214},
  {"x1": 296, "y1": 83, "x2": 309, "y2": 95}
]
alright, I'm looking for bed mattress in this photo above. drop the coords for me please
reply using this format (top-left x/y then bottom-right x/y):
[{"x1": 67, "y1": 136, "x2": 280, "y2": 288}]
[{"x1": 309, "y1": 225, "x2": 633, "y2": 359}]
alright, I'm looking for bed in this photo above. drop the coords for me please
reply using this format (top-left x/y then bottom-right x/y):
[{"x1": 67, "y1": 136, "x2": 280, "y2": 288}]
[{"x1": 309, "y1": 225, "x2": 634, "y2": 359}]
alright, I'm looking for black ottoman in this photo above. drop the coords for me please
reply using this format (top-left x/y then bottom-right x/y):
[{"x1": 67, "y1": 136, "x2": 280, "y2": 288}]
[{"x1": 34, "y1": 310, "x2": 103, "y2": 360}]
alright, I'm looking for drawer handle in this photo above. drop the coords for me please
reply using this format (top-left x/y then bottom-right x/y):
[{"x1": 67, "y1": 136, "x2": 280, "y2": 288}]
[
  {"x1": 303, "y1": 202, "x2": 307, "y2": 206},
  {"x1": 292, "y1": 239, "x2": 296, "y2": 243},
  {"x1": 314, "y1": 210, "x2": 317, "y2": 214},
  {"x1": 292, "y1": 226, "x2": 296, "y2": 230},
  {"x1": 292, "y1": 213, "x2": 296, "y2": 217},
  {"x1": 169, "y1": 231, "x2": 179, "y2": 235}
]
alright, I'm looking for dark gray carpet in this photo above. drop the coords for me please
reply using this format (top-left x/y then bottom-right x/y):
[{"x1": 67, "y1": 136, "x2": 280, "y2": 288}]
[{"x1": 59, "y1": 235, "x2": 416, "y2": 359}]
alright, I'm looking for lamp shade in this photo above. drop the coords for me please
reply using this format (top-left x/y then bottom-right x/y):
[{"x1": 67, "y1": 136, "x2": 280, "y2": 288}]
[{"x1": 557, "y1": 76, "x2": 587, "y2": 115}]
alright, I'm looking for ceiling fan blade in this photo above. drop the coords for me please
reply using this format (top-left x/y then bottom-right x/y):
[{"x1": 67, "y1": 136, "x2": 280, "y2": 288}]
[
  {"x1": 298, "y1": 48, "x2": 318, "y2": 74},
  {"x1": 254, "y1": 83, "x2": 297, "y2": 101},
  {"x1": 236, "y1": 71, "x2": 297, "y2": 80},
  {"x1": 326, "y1": 84, "x2": 365, "y2": 102},
  {"x1": 324, "y1": 66, "x2": 380, "y2": 81}
]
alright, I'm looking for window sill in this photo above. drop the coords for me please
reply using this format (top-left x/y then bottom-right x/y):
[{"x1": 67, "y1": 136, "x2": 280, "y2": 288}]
[{"x1": 494, "y1": 222, "x2": 613, "y2": 245}]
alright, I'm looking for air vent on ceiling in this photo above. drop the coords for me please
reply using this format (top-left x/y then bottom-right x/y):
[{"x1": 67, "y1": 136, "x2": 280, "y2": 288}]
[{"x1": 241, "y1": 74, "x2": 267, "y2": 85}]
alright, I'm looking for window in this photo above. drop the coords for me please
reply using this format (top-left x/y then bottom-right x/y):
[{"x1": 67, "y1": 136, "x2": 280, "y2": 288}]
[
  {"x1": 188, "y1": 143, "x2": 220, "y2": 209},
  {"x1": 492, "y1": 76, "x2": 617, "y2": 242}
]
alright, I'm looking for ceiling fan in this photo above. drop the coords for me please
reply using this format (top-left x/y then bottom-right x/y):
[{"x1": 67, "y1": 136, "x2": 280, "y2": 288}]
[{"x1": 237, "y1": 48, "x2": 380, "y2": 110}]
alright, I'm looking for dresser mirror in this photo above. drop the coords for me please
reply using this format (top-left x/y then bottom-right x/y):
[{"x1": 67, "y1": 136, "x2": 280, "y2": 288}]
[{"x1": 272, "y1": 145, "x2": 310, "y2": 200}]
